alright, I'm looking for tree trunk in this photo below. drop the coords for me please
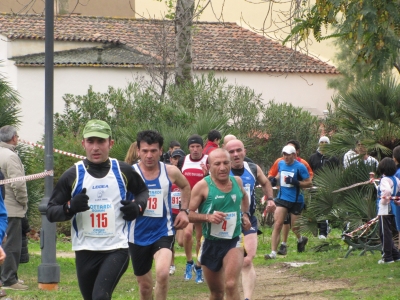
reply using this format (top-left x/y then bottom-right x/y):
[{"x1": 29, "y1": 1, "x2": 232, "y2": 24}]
[{"x1": 175, "y1": 0, "x2": 194, "y2": 86}]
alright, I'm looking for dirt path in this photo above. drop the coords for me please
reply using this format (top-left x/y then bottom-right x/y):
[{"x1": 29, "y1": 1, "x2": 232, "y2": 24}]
[
  {"x1": 251, "y1": 262, "x2": 349, "y2": 300},
  {"x1": 33, "y1": 251, "x2": 349, "y2": 299}
]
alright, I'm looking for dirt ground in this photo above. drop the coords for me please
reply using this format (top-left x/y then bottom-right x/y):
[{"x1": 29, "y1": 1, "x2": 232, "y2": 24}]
[
  {"x1": 250, "y1": 263, "x2": 349, "y2": 300},
  {"x1": 35, "y1": 252, "x2": 350, "y2": 299}
]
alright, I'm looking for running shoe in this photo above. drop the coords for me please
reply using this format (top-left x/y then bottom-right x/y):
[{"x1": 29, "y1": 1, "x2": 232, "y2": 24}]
[
  {"x1": 184, "y1": 261, "x2": 194, "y2": 281},
  {"x1": 277, "y1": 244, "x2": 287, "y2": 255},
  {"x1": 264, "y1": 253, "x2": 276, "y2": 260},
  {"x1": 297, "y1": 236, "x2": 308, "y2": 253},
  {"x1": 195, "y1": 267, "x2": 204, "y2": 284},
  {"x1": 169, "y1": 265, "x2": 175, "y2": 275}
]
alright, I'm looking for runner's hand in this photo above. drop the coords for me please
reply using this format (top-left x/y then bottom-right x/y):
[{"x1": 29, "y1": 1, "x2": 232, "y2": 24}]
[
  {"x1": 241, "y1": 214, "x2": 251, "y2": 231},
  {"x1": 265, "y1": 200, "x2": 276, "y2": 213},
  {"x1": 285, "y1": 176, "x2": 299, "y2": 186},
  {"x1": 120, "y1": 200, "x2": 140, "y2": 221},
  {"x1": 208, "y1": 211, "x2": 227, "y2": 224},
  {"x1": 69, "y1": 188, "x2": 90, "y2": 214},
  {"x1": 174, "y1": 212, "x2": 189, "y2": 230},
  {"x1": 268, "y1": 177, "x2": 277, "y2": 187}
]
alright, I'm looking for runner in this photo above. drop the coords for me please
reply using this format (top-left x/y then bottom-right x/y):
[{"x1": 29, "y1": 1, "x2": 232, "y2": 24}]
[
  {"x1": 169, "y1": 148, "x2": 186, "y2": 275},
  {"x1": 225, "y1": 139, "x2": 275, "y2": 300},
  {"x1": 128, "y1": 130, "x2": 190, "y2": 300},
  {"x1": 265, "y1": 145, "x2": 312, "y2": 260},
  {"x1": 46, "y1": 119, "x2": 149, "y2": 300},
  {"x1": 178, "y1": 134, "x2": 208, "y2": 283},
  {"x1": 189, "y1": 148, "x2": 251, "y2": 300},
  {"x1": 267, "y1": 140, "x2": 313, "y2": 256}
]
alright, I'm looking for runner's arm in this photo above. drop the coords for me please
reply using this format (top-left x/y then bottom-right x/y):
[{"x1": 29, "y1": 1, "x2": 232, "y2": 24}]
[
  {"x1": 122, "y1": 163, "x2": 149, "y2": 213},
  {"x1": 256, "y1": 165, "x2": 276, "y2": 212},
  {"x1": 46, "y1": 166, "x2": 76, "y2": 222}
]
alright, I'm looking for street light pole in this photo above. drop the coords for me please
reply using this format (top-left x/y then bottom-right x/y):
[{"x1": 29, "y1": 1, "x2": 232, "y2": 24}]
[{"x1": 38, "y1": 0, "x2": 60, "y2": 290}]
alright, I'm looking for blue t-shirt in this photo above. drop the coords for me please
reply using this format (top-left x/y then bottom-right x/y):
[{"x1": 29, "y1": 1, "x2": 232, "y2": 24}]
[{"x1": 277, "y1": 160, "x2": 310, "y2": 203}]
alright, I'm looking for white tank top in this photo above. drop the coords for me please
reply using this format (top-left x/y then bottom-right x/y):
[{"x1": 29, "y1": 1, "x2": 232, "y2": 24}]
[{"x1": 70, "y1": 159, "x2": 128, "y2": 251}]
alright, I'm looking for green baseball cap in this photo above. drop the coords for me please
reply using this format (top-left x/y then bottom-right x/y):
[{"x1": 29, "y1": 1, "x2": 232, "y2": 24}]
[{"x1": 82, "y1": 120, "x2": 111, "y2": 139}]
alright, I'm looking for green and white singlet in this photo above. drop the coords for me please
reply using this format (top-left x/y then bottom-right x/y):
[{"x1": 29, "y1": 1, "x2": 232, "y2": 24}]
[{"x1": 199, "y1": 176, "x2": 243, "y2": 241}]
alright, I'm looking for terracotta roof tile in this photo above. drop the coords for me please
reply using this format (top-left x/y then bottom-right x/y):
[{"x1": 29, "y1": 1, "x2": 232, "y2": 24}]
[{"x1": 0, "y1": 13, "x2": 338, "y2": 74}]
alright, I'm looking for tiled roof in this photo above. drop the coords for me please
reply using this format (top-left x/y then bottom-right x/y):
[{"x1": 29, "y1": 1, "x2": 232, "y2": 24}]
[
  {"x1": 11, "y1": 45, "x2": 160, "y2": 67},
  {"x1": 0, "y1": 13, "x2": 338, "y2": 74}
]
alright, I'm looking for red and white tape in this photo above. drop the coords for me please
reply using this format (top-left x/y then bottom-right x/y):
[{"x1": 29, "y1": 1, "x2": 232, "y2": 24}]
[
  {"x1": 0, "y1": 170, "x2": 53, "y2": 185},
  {"x1": 342, "y1": 216, "x2": 378, "y2": 238},
  {"x1": 18, "y1": 139, "x2": 86, "y2": 160}
]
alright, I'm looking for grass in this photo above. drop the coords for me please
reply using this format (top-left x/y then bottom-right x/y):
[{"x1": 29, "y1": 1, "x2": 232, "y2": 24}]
[{"x1": 8, "y1": 227, "x2": 400, "y2": 299}]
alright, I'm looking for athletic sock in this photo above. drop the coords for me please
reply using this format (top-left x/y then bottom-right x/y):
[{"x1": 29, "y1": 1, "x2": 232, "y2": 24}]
[
  {"x1": 194, "y1": 265, "x2": 201, "y2": 270},
  {"x1": 187, "y1": 260, "x2": 194, "y2": 264},
  {"x1": 271, "y1": 251, "x2": 277, "y2": 257},
  {"x1": 281, "y1": 242, "x2": 287, "y2": 246},
  {"x1": 298, "y1": 237, "x2": 303, "y2": 243}
]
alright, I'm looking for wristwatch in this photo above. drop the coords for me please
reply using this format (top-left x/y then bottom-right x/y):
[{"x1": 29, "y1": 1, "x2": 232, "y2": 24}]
[
  {"x1": 179, "y1": 208, "x2": 190, "y2": 215},
  {"x1": 242, "y1": 211, "x2": 251, "y2": 218}
]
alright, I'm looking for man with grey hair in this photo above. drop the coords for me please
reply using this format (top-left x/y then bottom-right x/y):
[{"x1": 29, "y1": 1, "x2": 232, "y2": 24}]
[{"x1": 0, "y1": 125, "x2": 28, "y2": 290}]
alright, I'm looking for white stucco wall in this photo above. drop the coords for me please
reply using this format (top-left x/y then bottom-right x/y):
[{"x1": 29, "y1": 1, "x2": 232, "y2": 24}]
[
  {"x1": 206, "y1": 71, "x2": 338, "y2": 117},
  {"x1": 15, "y1": 67, "x2": 149, "y2": 142}
]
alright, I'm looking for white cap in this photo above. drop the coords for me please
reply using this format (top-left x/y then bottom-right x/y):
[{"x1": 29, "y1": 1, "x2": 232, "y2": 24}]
[
  {"x1": 319, "y1": 136, "x2": 330, "y2": 144},
  {"x1": 282, "y1": 145, "x2": 296, "y2": 154}
]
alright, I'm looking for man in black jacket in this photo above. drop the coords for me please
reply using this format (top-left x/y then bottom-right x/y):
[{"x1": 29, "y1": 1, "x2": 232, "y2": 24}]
[{"x1": 308, "y1": 136, "x2": 339, "y2": 239}]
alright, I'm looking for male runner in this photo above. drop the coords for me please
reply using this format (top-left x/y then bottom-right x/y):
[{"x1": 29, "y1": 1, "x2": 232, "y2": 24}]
[
  {"x1": 189, "y1": 148, "x2": 251, "y2": 300},
  {"x1": 225, "y1": 139, "x2": 275, "y2": 300},
  {"x1": 128, "y1": 130, "x2": 190, "y2": 300},
  {"x1": 47, "y1": 120, "x2": 149, "y2": 300},
  {"x1": 265, "y1": 145, "x2": 312, "y2": 259},
  {"x1": 178, "y1": 134, "x2": 208, "y2": 283}
]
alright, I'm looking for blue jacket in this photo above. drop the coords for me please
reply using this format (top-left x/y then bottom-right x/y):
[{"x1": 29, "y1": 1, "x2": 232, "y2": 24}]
[{"x1": 0, "y1": 191, "x2": 8, "y2": 246}]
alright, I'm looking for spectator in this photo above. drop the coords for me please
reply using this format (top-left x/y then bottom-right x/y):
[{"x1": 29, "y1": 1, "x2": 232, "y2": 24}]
[
  {"x1": 308, "y1": 136, "x2": 339, "y2": 239},
  {"x1": 0, "y1": 125, "x2": 28, "y2": 290},
  {"x1": 161, "y1": 141, "x2": 181, "y2": 164},
  {"x1": 376, "y1": 157, "x2": 400, "y2": 264},
  {"x1": 124, "y1": 141, "x2": 140, "y2": 165},
  {"x1": 202, "y1": 130, "x2": 221, "y2": 155}
]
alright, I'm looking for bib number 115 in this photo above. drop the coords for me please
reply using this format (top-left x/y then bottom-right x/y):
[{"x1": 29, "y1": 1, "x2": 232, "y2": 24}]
[{"x1": 90, "y1": 213, "x2": 108, "y2": 228}]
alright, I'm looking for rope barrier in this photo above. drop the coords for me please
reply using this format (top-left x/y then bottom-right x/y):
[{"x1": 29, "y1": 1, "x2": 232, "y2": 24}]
[
  {"x1": 0, "y1": 170, "x2": 53, "y2": 185},
  {"x1": 342, "y1": 216, "x2": 379, "y2": 238},
  {"x1": 18, "y1": 138, "x2": 86, "y2": 160}
]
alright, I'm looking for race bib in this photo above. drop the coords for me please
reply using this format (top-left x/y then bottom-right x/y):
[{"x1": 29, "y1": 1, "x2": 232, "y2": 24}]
[
  {"x1": 143, "y1": 189, "x2": 164, "y2": 217},
  {"x1": 280, "y1": 171, "x2": 295, "y2": 187},
  {"x1": 244, "y1": 184, "x2": 251, "y2": 206},
  {"x1": 210, "y1": 212, "x2": 237, "y2": 239},
  {"x1": 171, "y1": 191, "x2": 181, "y2": 210},
  {"x1": 81, "y1": 201, "x2": 115, "y2": 237}
]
